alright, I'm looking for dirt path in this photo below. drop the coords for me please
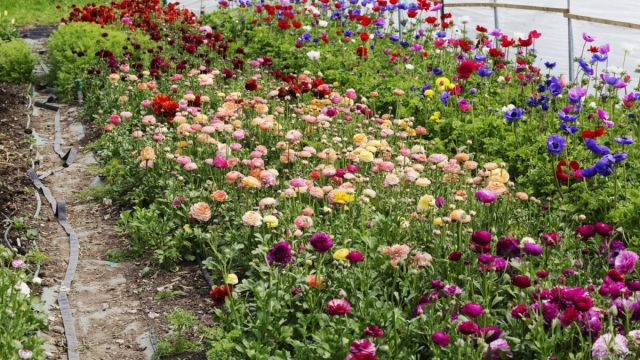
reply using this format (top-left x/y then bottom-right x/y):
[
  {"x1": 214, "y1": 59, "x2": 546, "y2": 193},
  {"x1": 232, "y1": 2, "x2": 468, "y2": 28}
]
[
  {"x1": 17, "y1": 34, "x2": 213, "y2": 360},
  {"x1": 31, "y1": 96, "x2": 156, "y2": 359}
]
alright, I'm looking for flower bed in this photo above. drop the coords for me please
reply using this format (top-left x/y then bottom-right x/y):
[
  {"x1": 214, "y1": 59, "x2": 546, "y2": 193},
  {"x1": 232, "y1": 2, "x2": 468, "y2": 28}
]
[{"x1": 48, "y1": 0, "x2": 640, "y2": 358}]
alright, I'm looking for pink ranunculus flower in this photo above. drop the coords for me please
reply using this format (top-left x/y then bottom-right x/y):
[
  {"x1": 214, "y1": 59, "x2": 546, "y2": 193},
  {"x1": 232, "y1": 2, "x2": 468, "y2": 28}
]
[
  {"x1": 327, "y1": 298, "x2": 351, "y2": 315},
  {"x1": 349, "y1": 339, "x2": 376, "y2": 356},
  {"x1": 475, "y1": 188, "x2": 497, "y2": 203},
  {"x1": 615, "y1": 251, "x2": 639, "y2": 274}
]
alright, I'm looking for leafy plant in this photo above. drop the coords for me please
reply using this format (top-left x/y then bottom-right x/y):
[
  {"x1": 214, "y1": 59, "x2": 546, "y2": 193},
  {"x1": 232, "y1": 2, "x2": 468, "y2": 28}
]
[{"x1": 0, "y1": 39, "x2": 36, "y2": 84}]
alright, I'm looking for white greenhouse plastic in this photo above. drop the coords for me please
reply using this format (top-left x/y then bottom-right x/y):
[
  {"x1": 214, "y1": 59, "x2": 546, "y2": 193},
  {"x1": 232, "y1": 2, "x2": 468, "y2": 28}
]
[{"x1": 173, "y1": 0, "x2": 640, "y2": 82}]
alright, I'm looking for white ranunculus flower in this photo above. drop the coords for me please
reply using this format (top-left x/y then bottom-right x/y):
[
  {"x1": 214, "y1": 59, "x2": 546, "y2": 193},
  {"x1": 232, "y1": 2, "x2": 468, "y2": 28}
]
[
  {"x1": 405, "y1": 64, "x2": 414, "y2": 70},
  {"x1": 318, "y1": 20, "x2": 328, "y2": 27},
  {"x1": 459, "y1": 16, "x2": 471, "y2": 24}
]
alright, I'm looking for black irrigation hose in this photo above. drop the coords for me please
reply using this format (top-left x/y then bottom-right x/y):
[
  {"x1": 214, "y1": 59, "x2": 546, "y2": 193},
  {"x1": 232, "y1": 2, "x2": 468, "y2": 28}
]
[
  {"x1": 196, "y1": 256, "x2": 214, "y2": 288},
  {"x1": 27, "y1": 169, "x2": 81, "y2": 360},
  {"x1": 33, "y1": 102, "x2": 77, "y2": 167}
]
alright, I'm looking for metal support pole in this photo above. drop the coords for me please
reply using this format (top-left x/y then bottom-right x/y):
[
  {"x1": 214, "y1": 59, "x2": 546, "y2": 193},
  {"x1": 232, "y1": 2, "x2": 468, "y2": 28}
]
[
  {"x1": 441, "y1": 0, "x2": 445, "y2": 19},
  {"x1": 493, "y1": 0, "x2": 499, "y2": 30},
  {"x1": 397, "y1": 7, "x2": 402, "y2": 41},
  {"x1": 567, "y1": 0, "x2": 575, "y2": 82}
]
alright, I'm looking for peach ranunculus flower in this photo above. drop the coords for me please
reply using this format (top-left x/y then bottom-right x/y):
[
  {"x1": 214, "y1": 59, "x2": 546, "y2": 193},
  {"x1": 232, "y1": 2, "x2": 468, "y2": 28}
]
[
  {"x1": 211, "y1": 190, "x2": 227, "y2": 202},
  {"x1": 242, "y1": 211, "x2": 263, "y2": 226},
  {"x1": 306, "y1": 274, "x2": 326, "y2": 289},
  {"x1": 411, "y1": 251, "x2": 433, "y2": 268},
  {"x1": 383, "y1": 244, "x2": 411, "y2": 267},
  {"x1": 189, "y1": 202, "x2": 212, "y2": 222}
]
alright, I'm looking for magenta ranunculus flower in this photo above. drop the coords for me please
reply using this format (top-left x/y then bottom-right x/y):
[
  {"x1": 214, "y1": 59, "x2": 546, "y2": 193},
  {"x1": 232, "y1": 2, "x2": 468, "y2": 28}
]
[
  {"x1": 595, "y1": 222, "x2": 614, "y2": 236},
  {"x1": 523, "y1": 242, "x2": 543, "y2": 256},
  {"x1": 349, "y1": 339, "x2": 376, "y2": 355},
  {"x1": 461, "y1": 303, "x2": 484, "y2": 318},
  {"x1": 457, "y1": 320, "x2": 479, "y2": 335},
  {"x1": 327, "y1": 298, "x2": 351, "y2": 315},
  {"x1": 576, "y1": 224, "x2": 596, "y2": 240},
  {"x1": 310, "y1": 232, "x2": 334, "y2": 253},
  {"x1": 347, "y1": 250, "x2": 365, "y2": 263},
  {"x1": 267, "y1": 241, "x2": 292, "y2": 266},
  {"x1": 511, "y1": 304, "x2": 529, "y2": 319},
  {"x1": 431, "y1": 331, "x2": 450, "y2": 347},
  {"x1": 363, "y1": 325, "x2": 384, "y2": 338},
  {"x1": 512, "y1": 275, "x2": 531, "y2": 288},
  {"x1": 475, "y1": 188, "x2": 497, "y2": 203},
  {"x1": 615, "y1": 250, "x2": 639, "y2": 274},
  {"x1": 471, "y1": 230, "x2": 492, "y2": 246}
]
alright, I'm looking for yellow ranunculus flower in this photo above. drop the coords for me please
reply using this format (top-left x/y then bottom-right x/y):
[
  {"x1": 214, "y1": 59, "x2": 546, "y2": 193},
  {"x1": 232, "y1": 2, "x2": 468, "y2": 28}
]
[
  {"x1": 333, "y1": 248, "x2": 350, "y2": 261},
  {"x1": 333, "y1": 190, "x2": 355, "y2": 204},
  {"x1": 358, "y1": 150, "x2": 374, "y2": 162},
  {"x1": 353, "y1": 133, "x2": 367, "y2": 145},
  {"x1": 424, "y1": 89, "x2": 435, "y2": 97},
  {"x1": 433, "y1": 217, "x2": 443, "y2": 226},
  {"x1": 417, "y1": 194, "x2": 435, "y2": 212},
  {"x1": 241, "y1": 176, "x2": 261, "y2": 188},
  {"x1": 225, "y1": 273, "x2": 239, "y2": 285},
  {"x1": 430, "y1": 112, "x2": 441, "y2": 122},
  {"x1": 263, "y1": 215, "x2": 279, "y2": 228}
]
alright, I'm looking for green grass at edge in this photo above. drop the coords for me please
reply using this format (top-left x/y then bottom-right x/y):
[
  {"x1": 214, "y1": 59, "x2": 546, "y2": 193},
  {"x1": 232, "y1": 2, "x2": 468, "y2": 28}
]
[{"x1": 0, "y1": 0, "x2": 109, "y2": 26}]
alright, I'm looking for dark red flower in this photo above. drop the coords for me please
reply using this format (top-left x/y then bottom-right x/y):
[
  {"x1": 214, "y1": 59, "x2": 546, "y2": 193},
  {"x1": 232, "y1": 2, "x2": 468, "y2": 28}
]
[
  {"x1": 512, "y1": 275, "x2": 531, "y2": 288},
  {"x1": 245, "y1": 79, "x2": 258, "y2": 91},
  {"x1": 560, "y1": 307, "x2": 579, "y2": 326},
  {"x1": 210, "y1": 285, "x2": 232, "y2": 306}
]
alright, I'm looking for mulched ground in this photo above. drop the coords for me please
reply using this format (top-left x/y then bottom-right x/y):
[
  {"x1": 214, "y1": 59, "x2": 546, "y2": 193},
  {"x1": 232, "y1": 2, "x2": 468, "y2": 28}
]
[{"x1": 0, "y1": 83, "x2": 36, "y2": 241}]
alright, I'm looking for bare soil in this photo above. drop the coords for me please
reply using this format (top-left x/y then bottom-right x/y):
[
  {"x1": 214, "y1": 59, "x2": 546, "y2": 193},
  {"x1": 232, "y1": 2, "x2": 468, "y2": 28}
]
[{"x1": 0, "y1": 44, "x2": 212, "y2": 359}]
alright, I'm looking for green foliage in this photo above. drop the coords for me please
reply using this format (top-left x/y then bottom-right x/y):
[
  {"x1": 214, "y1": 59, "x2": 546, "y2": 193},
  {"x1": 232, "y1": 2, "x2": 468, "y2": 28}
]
[
  {"x1": 48, "y1": 22, "x2": 151, "y2": 100},
  {"x1": 153, "y1": 309, "x2": 203, "y2": 359},
  {"x1": 0, "y1": 11, "x2": 18, "y2": 41},
  {"x1": 0, "y1": 267, "x2": 46, "y2": 360},
  {"x1": 154, "y1": 289, "x2": 186, "y2": 300},
  {"x1": 0, "y1": 0, "x2": 109, "y2": 26},
  {"x1": 0, "y1": 40, "x2": 36, "y2": 84}
]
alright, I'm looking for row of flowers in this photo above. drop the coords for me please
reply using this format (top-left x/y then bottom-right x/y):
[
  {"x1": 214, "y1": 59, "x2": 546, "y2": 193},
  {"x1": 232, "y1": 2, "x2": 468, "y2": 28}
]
[{"x1": 59, "y1": 0, "x2": 640, "y2": 358}]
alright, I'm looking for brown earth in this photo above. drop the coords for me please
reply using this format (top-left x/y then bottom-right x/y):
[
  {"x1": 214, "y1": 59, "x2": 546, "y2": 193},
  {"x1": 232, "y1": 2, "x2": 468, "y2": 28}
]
[{"x1": 1, "y1": 45, "x2": 213, "y2": 358}]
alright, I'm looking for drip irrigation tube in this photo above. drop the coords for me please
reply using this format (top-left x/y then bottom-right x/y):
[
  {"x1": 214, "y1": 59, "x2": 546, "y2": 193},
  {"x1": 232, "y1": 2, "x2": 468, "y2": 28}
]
[
  {"x1": 33, "y1": 102, "x2": 77, "y2": 167},
  {"x1": 196, "y1": 256, "x2": 214, "y2": 287},
  {"x1": 27, "y1": 169, "x2": 81, "y2": 360}
]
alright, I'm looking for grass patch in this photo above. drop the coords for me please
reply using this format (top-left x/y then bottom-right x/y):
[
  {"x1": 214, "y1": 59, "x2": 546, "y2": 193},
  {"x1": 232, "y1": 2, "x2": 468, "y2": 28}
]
[{"x1": 0, "y1": 0, "x2": 108, "y2": 26}]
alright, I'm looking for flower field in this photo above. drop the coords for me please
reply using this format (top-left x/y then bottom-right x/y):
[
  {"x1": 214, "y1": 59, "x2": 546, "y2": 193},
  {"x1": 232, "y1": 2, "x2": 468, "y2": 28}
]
[{"x1": 5, "y1": 0, "x2": 640, "y2": 358}]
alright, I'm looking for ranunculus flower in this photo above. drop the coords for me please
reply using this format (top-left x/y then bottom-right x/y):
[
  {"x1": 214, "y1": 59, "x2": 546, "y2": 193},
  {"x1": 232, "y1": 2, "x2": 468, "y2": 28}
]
[
  {"x1": 267, "y1": 241, "x2": 292, "y2": 266},
  {"x1": 461, "y1": 303, "x2": 484, "y2": 318},
  {"x1": 457, "y1": 321, "x2": 479, "y2": 335},
  {"x1": 595, "y1": 222, "x2": 614, "y2": 236},
  {"x1": 347, "y1": 250, "x2": 365, "y2": 263},
  {"x1": 615, "y1": 251, "x2": 639, "y2": 274},
  {"x1": 327, "y1": 298, "x2": 351, "y2": 315},
  {"x1": 471, "y1": 230, "x2": 492, "y2": 246},
  {"x1": 364, "y1": 325, "x2": 384, "y2": 338},
  {"x1": 431, "y1": 331, "x2": 450, "y2": 347},
  {"x1": 512, "y1": 275, "x2": 531, "y2": 288},
  {"x1": 349, "y1": 339, "x2": 376, "y2": 356},
  {"x1": 310, "y1": 232, "x2": 334, "y2": 252},
  {"x1": 576, "y1": 224, "x2": 596, "y2": 240},
  {"x1": 189, "y1": 202, "x2": 211, "y2": 222},
  {"x1": 475, "y1": 189, "x2": 497, "y2": 203}
]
